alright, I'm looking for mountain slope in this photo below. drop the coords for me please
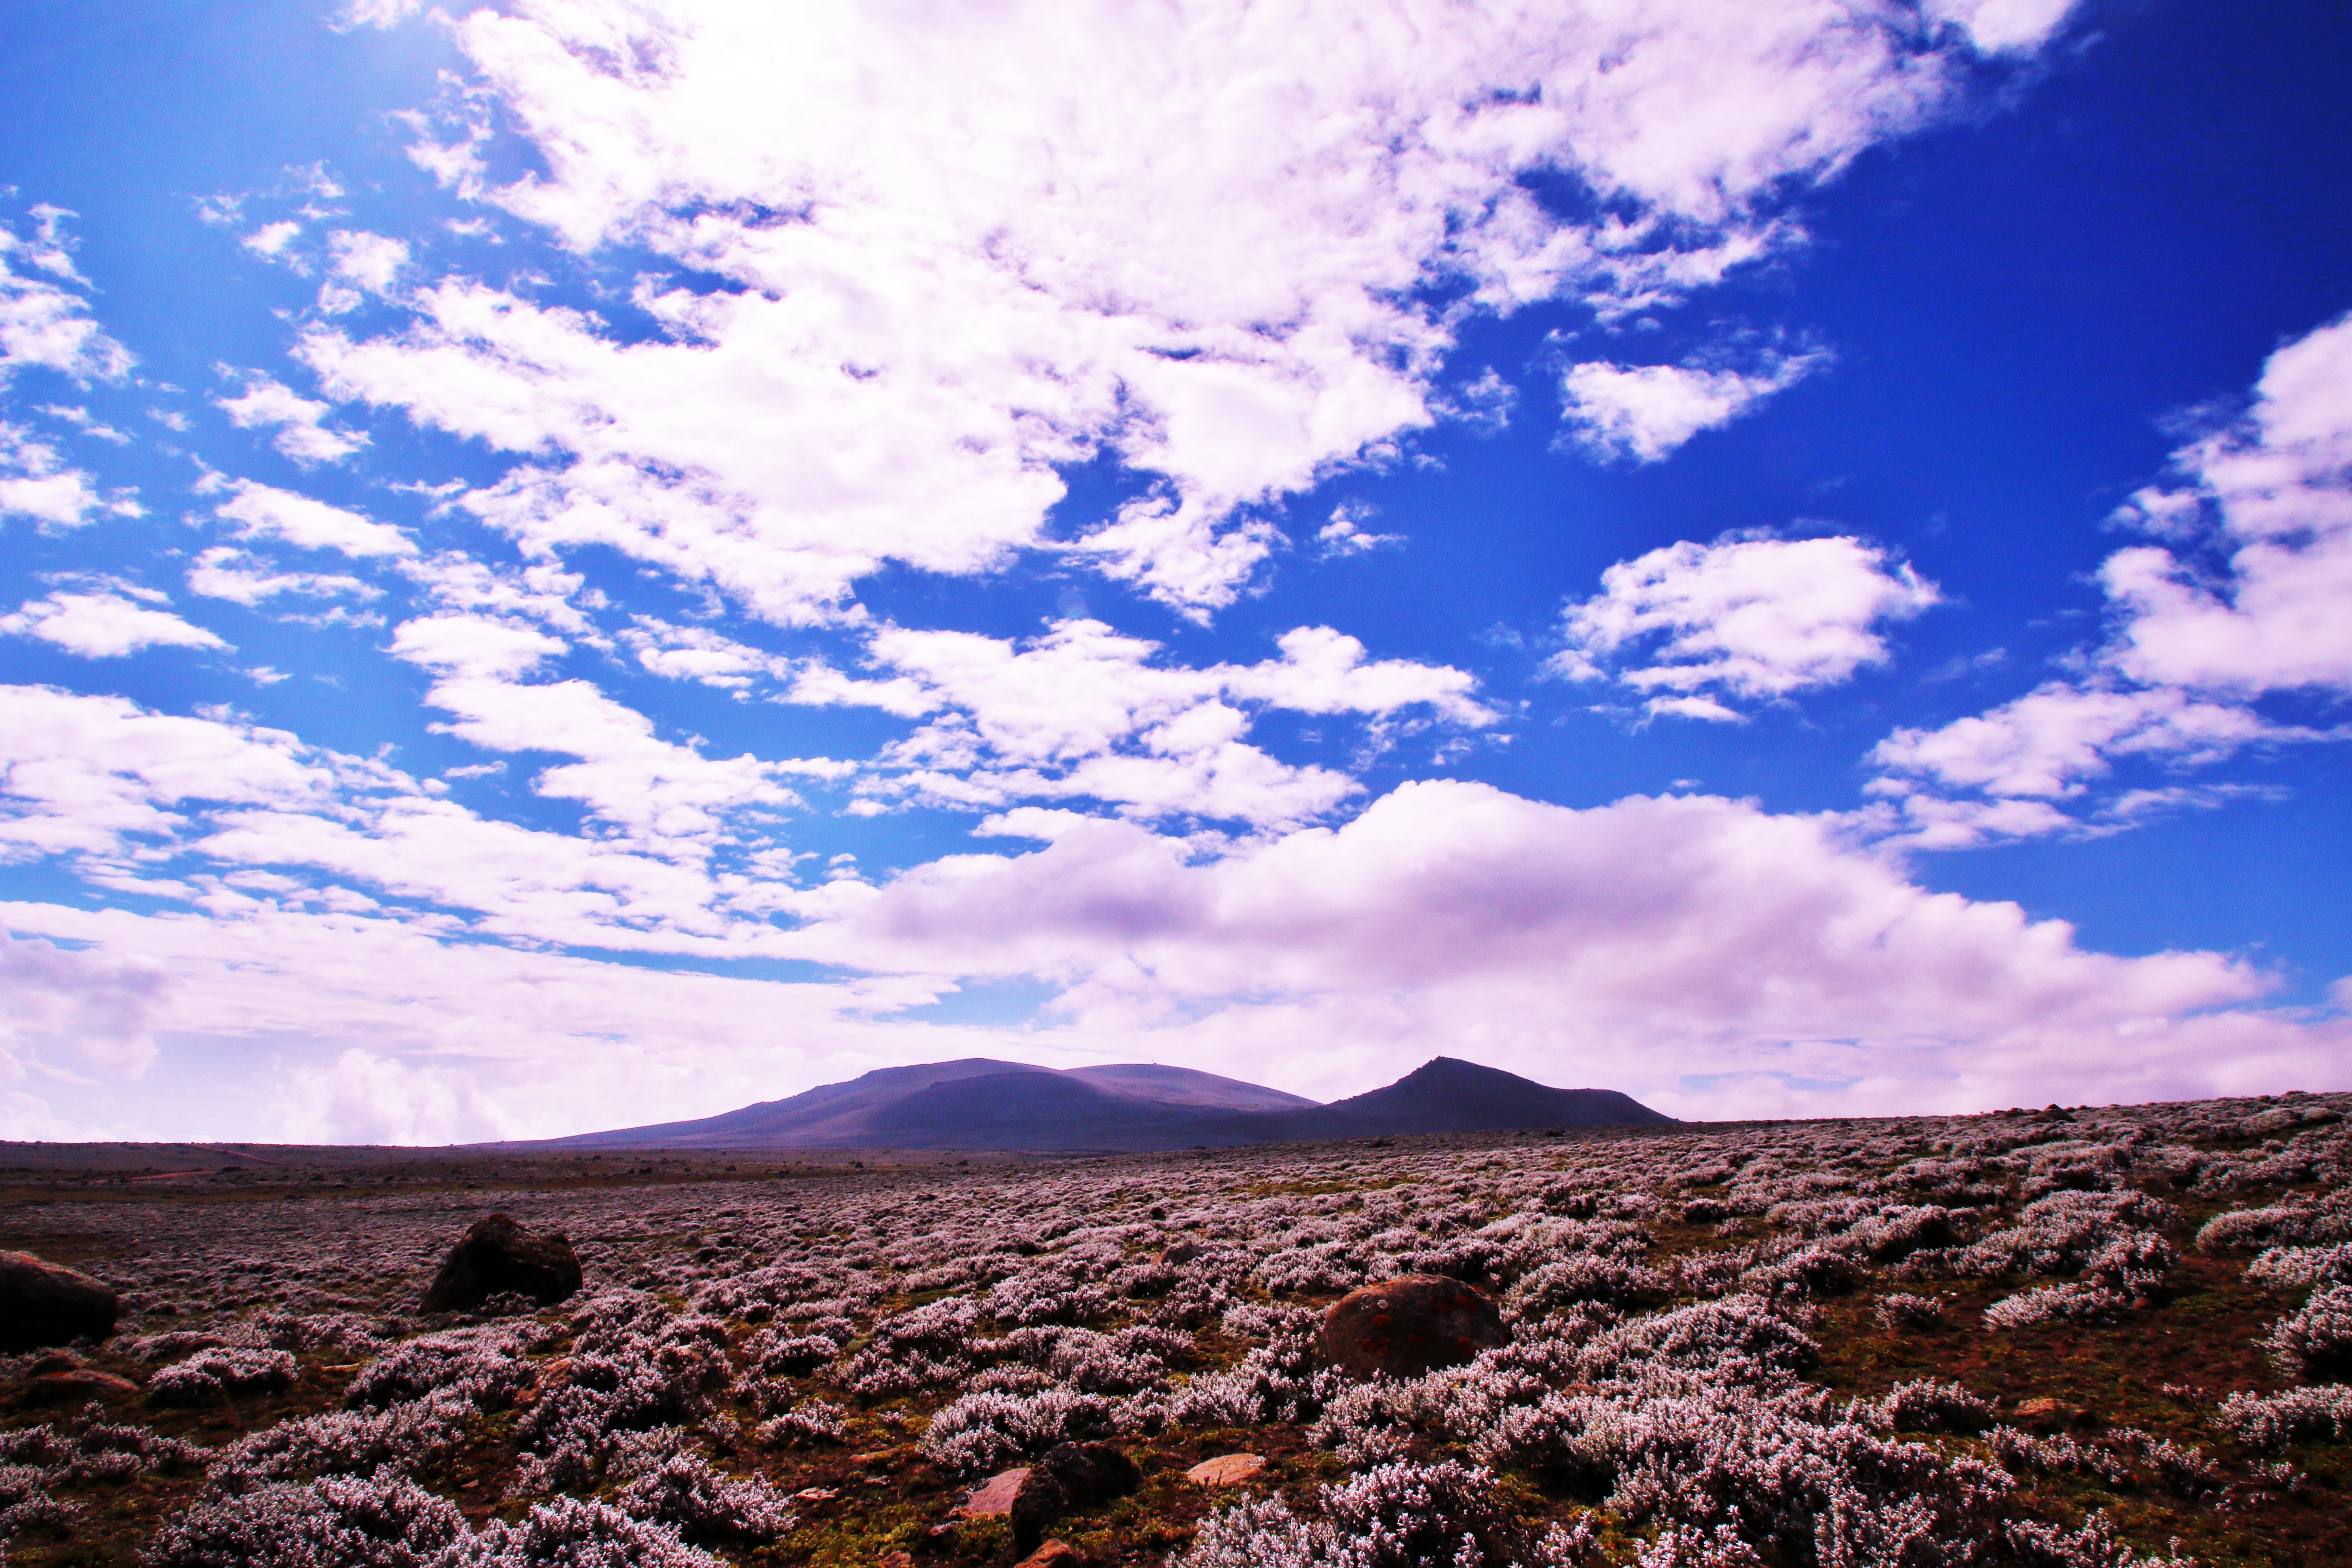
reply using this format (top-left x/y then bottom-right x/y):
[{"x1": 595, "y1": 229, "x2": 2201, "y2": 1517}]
[{"x1": 516, "y1": 1055, "x2": 1670, "y2": 1152}]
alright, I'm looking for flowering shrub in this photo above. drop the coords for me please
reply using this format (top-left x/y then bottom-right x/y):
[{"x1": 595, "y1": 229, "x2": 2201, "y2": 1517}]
[
  {"x1": 148, "y1": 1347, "x2": 300, "y2": 1405},
  {"x1": 2247, "y1": 1243, "x2": 2352, "y2": 1290},
  {"x1": 142, "y1": 1470, "x2": 470, "y2": 1568},
  {"x1": 1982, "y1": 1283, "x2": 2130, "y2": 1329},
  {"x1": 918, "y1": 1387, "x2": 1116, "y2": 1474},
  {"x1": 612, "y1": 1452, "x2": 796, "y2": 1543},
  {"x1": 1874, "y1": 1293, "x2": 1945, "y2": 1329},
  {"x1": 2213, "y1": 1385, "x2": 2352, "y2": 1452},
  {"x1": 2260, "y1": 1283, "x2": 2352, "y2": 1382}
]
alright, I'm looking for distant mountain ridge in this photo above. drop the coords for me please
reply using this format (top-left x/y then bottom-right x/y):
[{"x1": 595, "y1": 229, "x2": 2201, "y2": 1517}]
[{"x1": 514, "y1": 1055, "x2": 1671, "y2": 1152}]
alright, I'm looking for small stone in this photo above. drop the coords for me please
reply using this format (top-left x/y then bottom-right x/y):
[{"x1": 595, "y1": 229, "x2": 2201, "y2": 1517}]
[
  {"x1": 1158, "y1": 1240, "x2": 1201, "y2": 1265},
  {"x1": 792, "y1": 1486, "x2": 840, "y2": 1502},
  {"x1": 1185, "y1": 1454, "x2": 1266, "y2": 1487},
  {"x1": 957, "y1": 1467, "x2": 1033, "y2": 1518},
  {"x1": 0, "y1": 1250, "x2": 119, "y2": 1353},
  {"x1": 419, "y1": 1214, "x2": 583, "y2": 1313},
  {"x1": 1017, "y1": 1541, "x2": 1083, "y2": 1568},
  {"x1": 880, "y1": 1554, "x2": 916, "y2": 1568},
  {"x1": 1319, "y1": 1274, "x2": 1509, "y2": 1379},
  {"x1": 2013, "y1": 1396, "x2": 2062, "y2": 1430}
]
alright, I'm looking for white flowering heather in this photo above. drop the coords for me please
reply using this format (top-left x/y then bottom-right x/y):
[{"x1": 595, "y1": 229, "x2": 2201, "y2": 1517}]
[
  {"x1": 438, "y1": 1497, "x2": 721, "y2": 1568},
  {"x1": 142, "y1": 1471, "x2": 470, "y2": 1568},
  {"x1": 344, "y1": 1327, "x2": 536, "y2": 1410},
  {"x1": 1874, "y1": 1293, "x2": 1945, "y2": 1329},
  {"x1": 206, "y1": 1391, "x2": 475, "y2": 1494},
  {"x1": 2196, "y1": 1192, "x2": 2352, "y2": 1253},
  {"x1": 147, "y1": 1347, "x2": 300, "y2": 1405},
  {"x1": 1856, "y1": 1378, "x2": 1992, "y2": 1434},
  {"x1": 2213, "y1": 1385, "x2": 2352, "y2": 1452},
  {"x1": 918, "y1": 1387, "x2": 1116, "y2": 1474},
  {"x1": 753, "y1": 1403, "x2": 847, "y2": 1448},
  {"x1": 1982, "y1": 1283, "x2": 2131, "y2": 1329},
  {"x1": 612, "y1": 1453, "x2": 796, "y2": 1544},
  {"x1": 2247, "y1": 1243, "x2": 2352, "y2": 1290},
  {"x1": 2260, "y1": 1283, "x2": 2352, "y2": 1382}
]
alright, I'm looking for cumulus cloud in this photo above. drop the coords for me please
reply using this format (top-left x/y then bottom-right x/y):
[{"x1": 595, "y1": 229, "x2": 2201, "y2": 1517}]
[
  {"x1": 1, "y1": 585, "x2": 229, "y2": 658},
  {"x1": 2100, "y1": 312, "x2": 2352, "y2": 694},
  {"x1": 217, "y1": 374, "x2": 369, "y2": 464},
  {"x1": 1553, "y1": 533, "x2": 1939, "y2": 716},
  {"x1": 0, "y1": 928, "x2": 171, "y2": 1078},
  {"x1": 0, "y1": 422, "x2": 136, "y2": 528},
  {"x1": 306, "y1": 0, "x2": 2067, "y2": 621},
  {"x1": 1558, "y1": 346, "x2": 1828, "y2": 464},
  {"x1": 268, "y1": 1046, "x2": 518, "y2": 1145},
  {"x1": 771, "y1": 778, "x2": 2335, "y2": 1112},
  {"x1": 1869, "y1": 312, "x2": 2352, "y2": 845},
  {"x1": 0, "y1": 207, "x2": 134, "y2": 385},
  {"x1": 212, "y1": 476, "x2": 416, "y2": 556},
  {"x1": 187, "y1": 545, "x2": 381, "y2": 606},
  {"x1": 854, "y1": 618, "x2": 1491, "y2": 827}
]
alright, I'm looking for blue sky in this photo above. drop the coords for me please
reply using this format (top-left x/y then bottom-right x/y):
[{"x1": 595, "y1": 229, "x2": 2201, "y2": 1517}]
[{"x1": 3, "y1": 0, "x2": 2348, "y2": 1143}]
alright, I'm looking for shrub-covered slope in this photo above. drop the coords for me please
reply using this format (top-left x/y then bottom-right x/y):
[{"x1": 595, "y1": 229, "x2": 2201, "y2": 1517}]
[{"x1": 2, "y1": 1090, "x2": 2348, "y2": 1568}]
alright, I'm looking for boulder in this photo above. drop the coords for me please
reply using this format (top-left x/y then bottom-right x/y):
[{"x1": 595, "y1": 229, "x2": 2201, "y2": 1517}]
[
  {"x1": 419, "y1": 1214, "x2": 582, "y2": 1313},
  {"x1": 1017, "y1": 1543, "x2": 1083, "y2": 1568},
  {"x1": 0, "y1": 1250, "x2": 119, "y2": 1353},
  {"x1": 958, "y1": 1445, "x2": 1139, "y2": 1553},
  {"x1": 1319, "y1": 1273, "x2": 1508, "y2": 1379},
  {"x1": 16, "y1": 1368, "x2": 141, "y2": 1408}
]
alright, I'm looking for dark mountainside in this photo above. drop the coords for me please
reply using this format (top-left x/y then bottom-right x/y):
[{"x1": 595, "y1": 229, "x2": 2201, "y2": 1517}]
[{"x1": 512, "y1": 1055, "x2": 1673, "y2": 1152}]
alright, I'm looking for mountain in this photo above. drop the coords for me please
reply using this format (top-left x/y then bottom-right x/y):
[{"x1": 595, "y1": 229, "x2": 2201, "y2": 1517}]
[{"x1": 513, "y1": 1055, "x2": 1670, "y2": 1152}]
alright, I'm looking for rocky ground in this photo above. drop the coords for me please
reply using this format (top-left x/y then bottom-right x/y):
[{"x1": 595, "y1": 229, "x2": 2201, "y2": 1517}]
[{"x1": 1, "y1": 1093, "x2": 2348, "y2": 1568}]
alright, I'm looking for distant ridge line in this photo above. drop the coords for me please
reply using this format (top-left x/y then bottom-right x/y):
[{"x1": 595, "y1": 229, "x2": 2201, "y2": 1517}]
[{"x1": 498, "y1": 1054, "x2": 1672, "y2": 1153}]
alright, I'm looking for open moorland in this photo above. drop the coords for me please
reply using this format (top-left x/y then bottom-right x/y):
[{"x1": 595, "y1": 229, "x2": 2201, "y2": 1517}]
[{"x1": 2, "y1": 1093, "x2": 2349, "y2": 1568}]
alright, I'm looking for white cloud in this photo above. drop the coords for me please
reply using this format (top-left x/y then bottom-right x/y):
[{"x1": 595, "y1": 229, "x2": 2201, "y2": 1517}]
[
  {"x1": 0, "y1": 589, "x2": 229, "y2": 658},
  {"x1": 853, "y1": 618, "x2": 1491, "y2": 827},
  {"x1": 1558, "y1": 347, "x2": 1828, "y2": 464},
  {"x1": 0, "y1": 929, "x2": 170, "y2": 1078},
  {"x1": 187, "y1": 545, "x2": 381, "y2": 606},
  {"x1": 328, "y1": 230, "x2": 409, "y2": 294},
  {"x1": 217, "y1": 374, "x2": 369, "y2": 464},
  {"x1": 213, "y1": 477, "x2": 416, "y2": 556},
  {"x1": 2100, "y1": 312, "x2": 2352, "y2": 695},
  {"x1": 1870, "y1": 683, "x2": 2297, "y2": 800},
  {"x1": 0, "y1": 209, "x2": 133, "y2": 385},
  {"x1": 1316, "y1": 504, "x2": 1402, "y2": 558},
  {"x1": 772, "y1": 779, "x2": 2343, "y2": 1114},
  {"x1": 1867, "y1": 312, "x2": 2352, "y2": 845},
  {"x1": 393, "y1": 613, "x2": 842, "y2": 858},
  {"x1": 1553, "y1": 533, "x2": 1939, "y2": 715},
  {"x1": 1925, "y1": 0, "x2": 2080, "y2": 54},
  {"x1": 0, "y1": 423, "x2": 135, "y2": 529},
  {"x1": 310, "y1": 0, "x2": 2057, "y2": 621}
]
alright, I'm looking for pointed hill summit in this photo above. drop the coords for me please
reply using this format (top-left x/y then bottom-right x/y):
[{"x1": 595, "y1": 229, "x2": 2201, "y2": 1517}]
[{"x1": 511, "y1": 1055, "x2": 1670, "y2": 1153}]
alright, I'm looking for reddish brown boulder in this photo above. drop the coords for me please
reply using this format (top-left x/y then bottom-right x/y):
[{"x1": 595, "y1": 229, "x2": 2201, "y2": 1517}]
[
  {"x1": 16, "y1": 1368, "x2": 141, "y2": 1408},
  {"x1": 0, "y1": 1250, "x2": 118, "y2": 1353},
  {"x1": 1017, "y1": 1543, "x2": 1083, "y2": 1568},
  {"x1": 1319, "y1": 1273, "x2": 1508, "y2": 1379},
  {"x1": 420, "y1": 1214, "x2": 582, "y2": 1312}
]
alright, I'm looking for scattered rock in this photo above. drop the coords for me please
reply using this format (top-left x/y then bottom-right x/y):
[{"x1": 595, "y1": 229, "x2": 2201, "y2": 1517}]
[
  {"x1": 957, "y1": 1468, "x2": 1033, "y2": 1520},
  {"x1": 0, "y1": 1249, "x2": 119, "y2": 1353},
  {"x1": 880, "y1": 1554, "x2": 915, "y2": 1568},
  {"x1": 1185, "y1": 1454, "x2": 1266, "y2": 1487},
  {"x1": 1319, "y1": 1273, "x2": 1509, "y2": 1379},
  {"x1": 1017, "y1": 1541, "x2": 1083, "y2": 1568},
  {"x1": 1158, "y1": 1240, "x2": 1201, "y2": 1265},
  {"x1": 419, "y1": 1214, "x2": 583, "y2": 1312},
  {"x1": 16, "y1": 1368, "x2": 141, "y2": 1408},
  {"x1": 1038, "y1": 1442, "x2": 1140, "y2": 1508}
]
